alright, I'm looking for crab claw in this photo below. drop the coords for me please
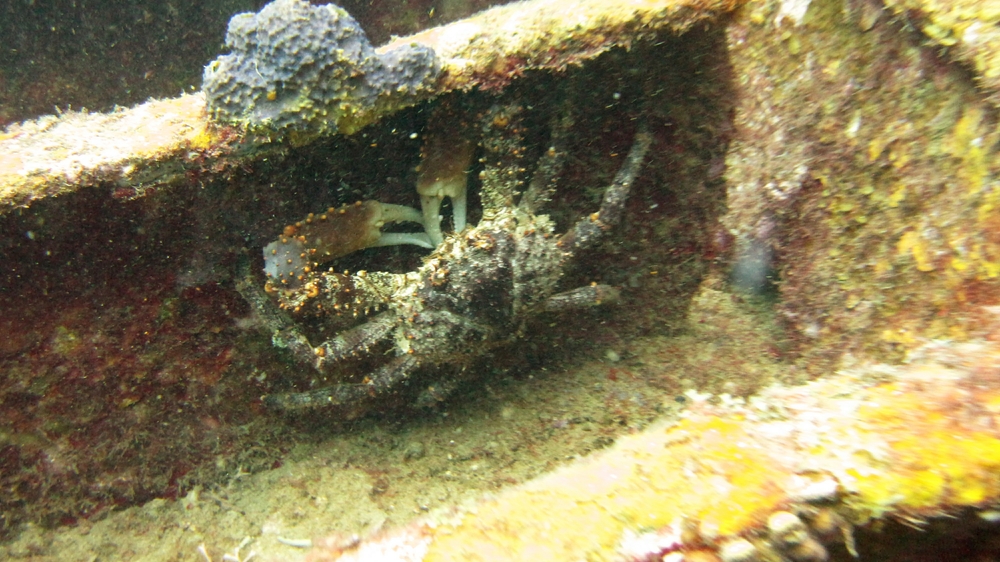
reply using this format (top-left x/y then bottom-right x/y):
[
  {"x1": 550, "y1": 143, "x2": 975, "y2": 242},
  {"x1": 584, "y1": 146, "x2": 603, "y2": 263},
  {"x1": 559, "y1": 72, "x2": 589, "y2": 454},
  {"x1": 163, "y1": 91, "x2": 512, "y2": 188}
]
[
  {"x1": 416, "y1": 127, "x2": 475, "y2": 247},
  {"x1": 264, "y1": 200, "x2": 431, "y2": 288}
]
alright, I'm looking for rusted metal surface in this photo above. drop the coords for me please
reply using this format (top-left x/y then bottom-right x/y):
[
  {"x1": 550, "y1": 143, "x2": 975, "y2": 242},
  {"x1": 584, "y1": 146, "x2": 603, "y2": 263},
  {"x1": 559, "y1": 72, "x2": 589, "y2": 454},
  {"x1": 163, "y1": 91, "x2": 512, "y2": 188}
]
[{"x1": 0, "y1": 0, "x2": 739, "y2": 212}]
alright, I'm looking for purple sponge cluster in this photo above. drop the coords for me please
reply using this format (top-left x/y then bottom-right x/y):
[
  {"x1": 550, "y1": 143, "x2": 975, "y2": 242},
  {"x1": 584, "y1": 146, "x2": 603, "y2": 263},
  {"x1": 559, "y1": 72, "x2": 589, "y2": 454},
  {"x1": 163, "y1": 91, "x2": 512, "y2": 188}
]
[{"x1": 202, "y1": 0, "x2": 439, "y2": 138}]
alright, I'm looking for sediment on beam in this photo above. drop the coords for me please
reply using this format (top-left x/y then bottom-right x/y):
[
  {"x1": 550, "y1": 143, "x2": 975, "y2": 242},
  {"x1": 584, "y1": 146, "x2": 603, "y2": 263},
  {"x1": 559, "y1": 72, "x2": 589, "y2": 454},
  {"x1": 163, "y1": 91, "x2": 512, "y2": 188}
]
[{"x1": 0, "y1": 0, "x2": 741, "y2": 213}]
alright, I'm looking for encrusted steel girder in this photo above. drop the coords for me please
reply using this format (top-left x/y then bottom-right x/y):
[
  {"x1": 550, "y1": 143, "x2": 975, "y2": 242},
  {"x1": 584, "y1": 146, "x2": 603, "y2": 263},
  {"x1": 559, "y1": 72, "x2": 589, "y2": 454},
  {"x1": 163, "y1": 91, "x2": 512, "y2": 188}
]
[
  {"x1": 0, "y1": 0, "x2": 740, "y2": 212},
  {"x1": 309, "y1": 339, "x2": 1000, "y2": 561}
]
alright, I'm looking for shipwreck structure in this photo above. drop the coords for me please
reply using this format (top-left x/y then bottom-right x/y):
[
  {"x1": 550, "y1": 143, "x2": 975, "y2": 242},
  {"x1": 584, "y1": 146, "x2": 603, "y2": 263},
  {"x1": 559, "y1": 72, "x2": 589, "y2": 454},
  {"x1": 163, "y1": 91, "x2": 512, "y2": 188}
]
[{"x1": 2, "y1": 0, "x2": 1000, "y2": 559}]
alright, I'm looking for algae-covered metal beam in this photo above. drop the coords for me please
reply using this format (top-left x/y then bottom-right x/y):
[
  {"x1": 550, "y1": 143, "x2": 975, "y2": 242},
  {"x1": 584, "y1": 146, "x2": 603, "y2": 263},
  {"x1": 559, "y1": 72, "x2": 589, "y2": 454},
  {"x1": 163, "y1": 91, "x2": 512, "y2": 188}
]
[
  {"x1": 307, "y1": 339, "x2": 1000, "y2": 561},
  {"x1": 0, "y1": 95, "x2": 224, "y2": 210},
  {"x1": 383, "y1": 0, "x2": 740, "y2": 91},
  {"x1": 880, "y1": 0, "x2": 1000, "y2": 108},
  {"x1": 0, "y1": 0, "x2": 740, "y2": 213}
]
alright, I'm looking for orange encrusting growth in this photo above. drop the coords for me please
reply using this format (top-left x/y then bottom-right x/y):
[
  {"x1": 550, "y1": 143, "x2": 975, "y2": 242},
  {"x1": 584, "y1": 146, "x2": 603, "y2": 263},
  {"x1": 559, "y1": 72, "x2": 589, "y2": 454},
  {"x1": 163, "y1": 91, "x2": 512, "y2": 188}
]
[
  {"x1": 421, "y1": 415, "x2": 788, "y2": 561},
  {"x1": 847, "y1": 376, "x2": 1000, "y2": 515},
  {"x1": 316, "y1": 341, "x2": 1000, "y2": 561}
]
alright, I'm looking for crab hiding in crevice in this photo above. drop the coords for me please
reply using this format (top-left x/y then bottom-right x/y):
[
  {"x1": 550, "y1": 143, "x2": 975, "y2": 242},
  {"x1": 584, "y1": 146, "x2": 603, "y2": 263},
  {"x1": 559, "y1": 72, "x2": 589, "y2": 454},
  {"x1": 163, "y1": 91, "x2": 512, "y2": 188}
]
[{"x1": 239, "y1": 98, "x2": 652, "y2": 415}]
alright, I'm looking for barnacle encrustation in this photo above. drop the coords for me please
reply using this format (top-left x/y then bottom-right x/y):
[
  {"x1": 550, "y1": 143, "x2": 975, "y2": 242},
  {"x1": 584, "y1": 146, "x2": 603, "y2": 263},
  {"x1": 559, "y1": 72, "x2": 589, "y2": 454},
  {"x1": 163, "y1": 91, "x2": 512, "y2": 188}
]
[{"x1": 239, "y1": 96, "x2": 653, "y2": 415}]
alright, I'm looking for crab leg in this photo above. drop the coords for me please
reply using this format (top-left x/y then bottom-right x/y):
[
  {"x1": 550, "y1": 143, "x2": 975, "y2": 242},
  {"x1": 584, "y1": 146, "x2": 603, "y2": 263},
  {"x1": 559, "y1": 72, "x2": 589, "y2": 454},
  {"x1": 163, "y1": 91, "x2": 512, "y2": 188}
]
[
  {"x1": 417, "y1": 126, "x2": 476, "y2": 246},
  {"x1": 311, "y1": 312, "x2": 398, "y2": 370},
  {"x1": 519, "y1": 120, "x2": 569, "y2": 214},
  {"x1": 236, "y1": 252, "x2": 322, "y2": 361},
  {"x1": 543, "y1": 284, "x2": 621, "y2": 312},
  {"x1": 559, "y1": 123, "x2": 652, "y2": 254},
  {"x1": 264, "y1": 355, "x2": 419, "y2": 411},
  {"x1": 266, "y1": 310, "x2": 397, "y2": 375}
]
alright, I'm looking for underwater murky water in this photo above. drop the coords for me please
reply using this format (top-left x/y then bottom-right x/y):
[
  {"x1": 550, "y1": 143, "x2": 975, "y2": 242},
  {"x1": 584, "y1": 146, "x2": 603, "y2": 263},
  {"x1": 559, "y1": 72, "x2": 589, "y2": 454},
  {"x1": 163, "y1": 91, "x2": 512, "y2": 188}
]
[{"x1": 3, "y1": 0, "x2": 1000, "y2": 560}]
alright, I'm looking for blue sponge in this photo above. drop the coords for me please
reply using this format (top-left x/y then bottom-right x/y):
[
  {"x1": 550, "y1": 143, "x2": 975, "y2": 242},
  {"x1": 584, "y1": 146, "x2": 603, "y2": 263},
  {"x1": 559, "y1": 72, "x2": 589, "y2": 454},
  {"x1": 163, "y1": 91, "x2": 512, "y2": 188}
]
[{"x1": 202, "y1": 0, "x2": 439, "y2": 138}]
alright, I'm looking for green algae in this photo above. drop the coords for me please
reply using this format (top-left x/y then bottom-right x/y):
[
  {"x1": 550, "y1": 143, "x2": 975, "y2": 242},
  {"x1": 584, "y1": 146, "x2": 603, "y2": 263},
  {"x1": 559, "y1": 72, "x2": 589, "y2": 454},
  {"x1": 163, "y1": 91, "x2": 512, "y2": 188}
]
[{"x1": 724, "y1": 0, "x2": 1000, "y2": 369}]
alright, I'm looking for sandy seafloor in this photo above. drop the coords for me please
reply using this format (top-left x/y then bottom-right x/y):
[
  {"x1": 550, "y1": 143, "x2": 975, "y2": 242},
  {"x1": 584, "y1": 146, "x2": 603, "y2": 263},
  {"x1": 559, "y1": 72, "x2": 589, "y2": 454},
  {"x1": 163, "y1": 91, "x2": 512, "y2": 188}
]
[{"x1": 2, "y1": 276, "x2": 792, "y2": 561}]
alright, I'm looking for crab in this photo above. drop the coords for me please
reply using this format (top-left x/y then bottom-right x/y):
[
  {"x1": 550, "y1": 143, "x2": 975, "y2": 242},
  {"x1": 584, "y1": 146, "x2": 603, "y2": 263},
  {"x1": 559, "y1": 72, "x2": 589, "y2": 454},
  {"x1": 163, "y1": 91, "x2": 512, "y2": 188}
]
[{"x1": 238, "y1": 100, "x2": 652, "y2": 414}]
